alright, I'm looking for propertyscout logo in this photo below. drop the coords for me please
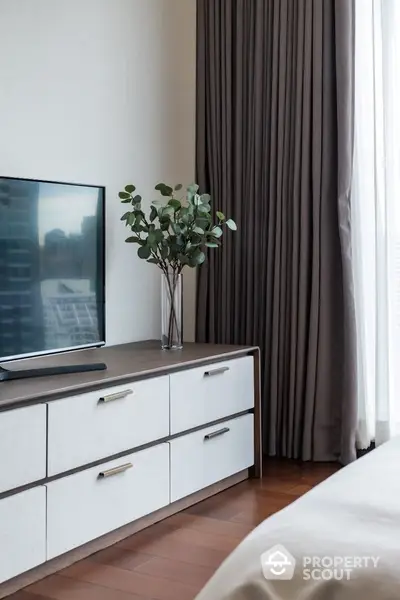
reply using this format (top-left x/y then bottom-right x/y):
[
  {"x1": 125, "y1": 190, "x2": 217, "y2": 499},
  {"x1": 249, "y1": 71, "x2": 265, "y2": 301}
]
[
  {"x1": 261, "y1": 545, "x2": 380, "y2": 581},
  {"x1": 261, "y1": 545, "x2": 296, "y2": 580}
]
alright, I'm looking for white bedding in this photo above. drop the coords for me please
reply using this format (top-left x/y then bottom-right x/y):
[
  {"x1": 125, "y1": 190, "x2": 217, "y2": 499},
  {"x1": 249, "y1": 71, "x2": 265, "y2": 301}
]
[{"x1": 196, "y1": 437, "x2": 400, "y2": 600}]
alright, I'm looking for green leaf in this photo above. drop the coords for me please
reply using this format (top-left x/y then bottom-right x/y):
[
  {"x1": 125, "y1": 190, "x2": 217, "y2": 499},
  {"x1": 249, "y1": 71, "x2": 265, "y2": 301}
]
[
  {"x1": 159, "y1": 215, "x2": 171, "y2": 230},
  {"x1": 155, "y1": 183, "x2": 173, "y2": 197},
  {"x1": 200, "y1": 193, "x2": 211, "y2": 204},
  {"x1": 187, "y1": 183, "x2": 199, "y2": 195},
  {"x1": 149, "y1": 206, "x2": 158, "y2": 222},
  {"x1": 124, "y1": 184, "x2": 136, "y2": 194},
  {"x1": 216, "y1": 211, "x2": 225, "y2": 221},
  {"x1": 137, "y1": 245, "x2": 151, "y2": 259},
  {"x1": 226, "y1": 219, "x2": 237, "y2": 231},
  {"x1": 147, "y1": 258, "x2": 159, "y2": 265},
  {"x1": 147, "y1": 231, "x2": 156, "y2": 246},
  {"x1": 125, "y1": 236, "x2": 140, "y2": 243},
  {"x1": 180, "y1": 208, "x2": 193, "y2": 225},
  {"x1": 193, "y1": 226, "x2": 204, "y2": 235},
  {"x1": 154, "y1": 229, "x2": 164, "y2": 243},
  {"x1": 168, "y1": 198, "x2": 181, "y2": 211},
  {"x1": 188, "y1": 249, "x2": 206, "y2": 267},
  {"x1": 189, "y1": 233, "x2": 202, "y2": 246},
  {"x1": 195, "y1": 217, "x2": 209, "y2": 228},
  {"x1": 162, "y1": 186, "x2": 173, "y2": 197},
  {"x1": 162, "y1": 206, "x2": 175, "y2": 218},
  {"x1": 169, "y1": 243, "x2": 180, "y2": 259},
  {"x1": 197, "y1": 204, "x2": 210, "y2": 214},
  {"x1": 206, "y1": 242, "x2": 219, "y2": 248},
  {"x1": 211, "y1": 226, "x2": 223, "y2": 238},
  {"x1": 160, "y1": 245, "x2": 169, "y2": 259},
  {"x1": 177, "y1": 253, "x2": 189, "y2": 265},
  {"x1": 172, "y1": 223, "x2": 181, "y2": 235},
  {"x1": 127, "y1": 213, "x2": 136, "y2": 226},
  {"x1": 119, "y1": 191, "x2": 130, "y2": 200},
  {"x1": 206, "y1": 235, "x2": 219, "y2": 243},
  {"x1": 132, "y1": 195, "x2": 142, "y2": 204},
  {"x1": 193, "y1": 194, "x2": 202, "y2": 206},
  {"x1": 174, "y1": 183, "x2": 183, "y2": 191},
  {"x1": 120, "y1": 212, "x2": 130, "y2": 221}
]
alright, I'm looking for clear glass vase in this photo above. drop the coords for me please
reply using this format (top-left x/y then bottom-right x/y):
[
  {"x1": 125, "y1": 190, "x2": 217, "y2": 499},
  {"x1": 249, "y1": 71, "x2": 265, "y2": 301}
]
[{"x1": 161, "y1": 270, "x2": 183, "y2": 350}]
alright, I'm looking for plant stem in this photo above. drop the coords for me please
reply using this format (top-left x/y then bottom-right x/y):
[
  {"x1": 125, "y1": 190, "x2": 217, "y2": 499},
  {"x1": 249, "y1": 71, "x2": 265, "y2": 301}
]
[{"x1": 164, "y1": 269, "x2": 181, "y2": 348}]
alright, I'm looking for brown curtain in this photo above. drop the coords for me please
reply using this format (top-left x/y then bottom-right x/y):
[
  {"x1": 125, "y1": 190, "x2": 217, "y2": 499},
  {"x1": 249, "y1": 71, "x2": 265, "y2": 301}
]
[{"x1": 196, "y1": 0, "x2": 357, "y2": 464}]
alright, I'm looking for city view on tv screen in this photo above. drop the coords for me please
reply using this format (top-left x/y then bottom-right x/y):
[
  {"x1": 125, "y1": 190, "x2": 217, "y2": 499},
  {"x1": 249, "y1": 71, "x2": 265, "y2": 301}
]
[{"x1": 0, "y1": 177, "x2": 105, "y2": 362}]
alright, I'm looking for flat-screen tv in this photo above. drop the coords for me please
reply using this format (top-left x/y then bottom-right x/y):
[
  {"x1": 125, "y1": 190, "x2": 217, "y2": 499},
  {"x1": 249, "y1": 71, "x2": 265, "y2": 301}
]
[{"x1": 0, "y1": 177, "x2": 105, "y2": 363}]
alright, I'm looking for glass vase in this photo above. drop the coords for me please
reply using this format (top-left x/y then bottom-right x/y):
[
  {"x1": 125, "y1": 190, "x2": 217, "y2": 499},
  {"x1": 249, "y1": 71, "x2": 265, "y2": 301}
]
[{"x1": 161, "y1": 270, "x2": 183, "y2": 350}]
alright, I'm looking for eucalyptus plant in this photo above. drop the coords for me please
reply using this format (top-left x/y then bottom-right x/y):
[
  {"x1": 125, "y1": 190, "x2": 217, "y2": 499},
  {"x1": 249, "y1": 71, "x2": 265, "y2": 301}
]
[
  {"x1": 119, "y1": 182, "x2": 236, "y2": 272},
  {"x1": 118, "y1": 182, "x2": 236, "y2": 348}
]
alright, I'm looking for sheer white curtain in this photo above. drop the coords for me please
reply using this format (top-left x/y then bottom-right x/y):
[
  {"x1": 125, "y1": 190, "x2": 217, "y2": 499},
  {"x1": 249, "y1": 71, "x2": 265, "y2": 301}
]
[{"x1": 353, "y1": 0, "x2": 400, "y2": 447}]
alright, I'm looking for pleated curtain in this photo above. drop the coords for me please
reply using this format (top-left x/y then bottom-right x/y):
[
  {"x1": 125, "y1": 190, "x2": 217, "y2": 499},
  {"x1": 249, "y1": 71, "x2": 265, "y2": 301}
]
[{"x1": 196, "y1": 0, "x2": 357, "y2": 463}]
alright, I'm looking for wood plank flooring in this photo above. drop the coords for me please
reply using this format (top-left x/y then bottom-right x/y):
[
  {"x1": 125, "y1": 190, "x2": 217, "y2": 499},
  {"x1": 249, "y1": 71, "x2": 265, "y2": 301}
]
[{"x1": 9, "y1": 459, "x2": 339, "y2": 600}]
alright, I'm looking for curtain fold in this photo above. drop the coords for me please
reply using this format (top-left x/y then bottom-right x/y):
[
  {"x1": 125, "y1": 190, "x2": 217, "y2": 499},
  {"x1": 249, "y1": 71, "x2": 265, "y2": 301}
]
[{"x1": 196, "y1": 0, "x2": 356, "y2": 463}]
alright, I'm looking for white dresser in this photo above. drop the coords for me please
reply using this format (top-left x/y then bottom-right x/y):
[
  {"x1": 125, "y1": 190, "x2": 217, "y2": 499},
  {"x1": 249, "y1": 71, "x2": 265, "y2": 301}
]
[{"x1": 0, "y1": 341, "x2": 261, "y2": 598}]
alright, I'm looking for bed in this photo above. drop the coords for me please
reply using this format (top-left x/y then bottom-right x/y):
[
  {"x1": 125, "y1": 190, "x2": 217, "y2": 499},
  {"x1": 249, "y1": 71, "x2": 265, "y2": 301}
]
[{"x1": 195, "y1": 437, "x2": 400, "y2": 600}]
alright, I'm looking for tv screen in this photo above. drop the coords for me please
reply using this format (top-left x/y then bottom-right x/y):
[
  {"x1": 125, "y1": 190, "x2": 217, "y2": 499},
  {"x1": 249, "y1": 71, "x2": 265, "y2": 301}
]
[{"x1": 0, "y1": 177, "x2": 105, "y2": 362}]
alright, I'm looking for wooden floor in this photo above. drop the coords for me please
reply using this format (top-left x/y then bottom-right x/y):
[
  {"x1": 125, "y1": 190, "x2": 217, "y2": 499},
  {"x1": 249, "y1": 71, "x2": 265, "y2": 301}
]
[{"x1": 10, "y1": 460, "x2": 339, "y2": 600}]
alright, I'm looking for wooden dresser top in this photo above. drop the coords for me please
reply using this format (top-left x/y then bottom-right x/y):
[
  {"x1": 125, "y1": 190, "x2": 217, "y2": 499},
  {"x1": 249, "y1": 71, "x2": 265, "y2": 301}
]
[{"x1": 0, "y1": 341, "x2": 257, "y2": 410}]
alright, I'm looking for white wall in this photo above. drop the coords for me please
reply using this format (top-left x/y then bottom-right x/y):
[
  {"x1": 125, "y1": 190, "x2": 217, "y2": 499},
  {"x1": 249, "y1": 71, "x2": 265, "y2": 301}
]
[{"x1": 0, "y1": 0, "x2": 196, "y2": 346}]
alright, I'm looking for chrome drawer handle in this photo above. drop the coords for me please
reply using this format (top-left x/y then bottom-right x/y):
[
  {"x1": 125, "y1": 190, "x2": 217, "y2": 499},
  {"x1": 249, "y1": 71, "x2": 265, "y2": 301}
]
[
  {"x1": 204, "y1": 427, "x2": 230, "y2": 441},
  {"x1": 204, "y1": 366, "x2": 230, "y2": 377},
  {"x1": 99, "y1": 463, "x2": 133, "y2": 478},
  {"x1": 98, "y1": 389, "x2": 134, "y2": 403}
]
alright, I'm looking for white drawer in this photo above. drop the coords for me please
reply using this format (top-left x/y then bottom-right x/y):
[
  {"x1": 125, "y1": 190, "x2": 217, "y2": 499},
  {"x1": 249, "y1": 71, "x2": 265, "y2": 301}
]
[
  {"x1": 0, "y1": 487, "x2": 46, "y2": 584},
  {"x1": 46, "y1": 443, "x2": 170, "y2": 559},
  {"x1": 170, "y1": 356, "x2": 254, "y2": 434},
  {"x1": 170, "y1": 413, "x2": 254, "y2": 502},
  {"x1": 0, "y1": 405, "x2": 46, "y2": 493},
  {"x1": 47, "y1": 376, "x2": 169, "y2": 475}
]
